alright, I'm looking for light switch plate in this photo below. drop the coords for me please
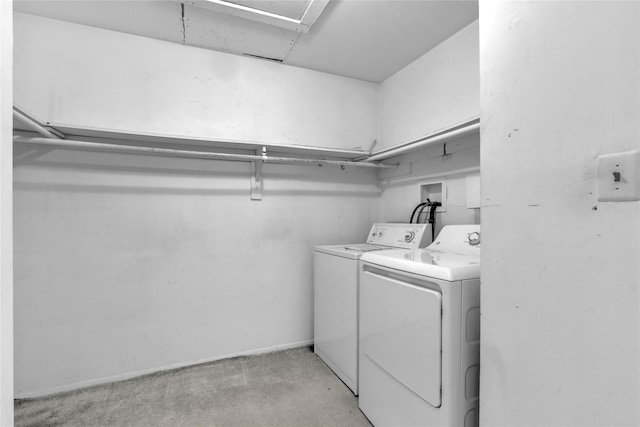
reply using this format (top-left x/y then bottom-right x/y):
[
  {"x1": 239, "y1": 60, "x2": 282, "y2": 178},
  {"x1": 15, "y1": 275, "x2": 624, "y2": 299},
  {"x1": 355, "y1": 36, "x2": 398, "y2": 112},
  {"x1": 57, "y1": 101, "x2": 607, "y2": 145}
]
[{"x1": 596, "y1": 150, "x2": 640, "y2": 202}]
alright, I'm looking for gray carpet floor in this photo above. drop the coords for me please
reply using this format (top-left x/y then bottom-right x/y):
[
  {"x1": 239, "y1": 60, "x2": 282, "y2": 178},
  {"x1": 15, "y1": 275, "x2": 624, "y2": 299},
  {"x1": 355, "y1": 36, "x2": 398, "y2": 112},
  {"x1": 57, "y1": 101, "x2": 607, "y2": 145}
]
[{"x1": 14, "y1": 346, "x2": 372, "y2": 427}]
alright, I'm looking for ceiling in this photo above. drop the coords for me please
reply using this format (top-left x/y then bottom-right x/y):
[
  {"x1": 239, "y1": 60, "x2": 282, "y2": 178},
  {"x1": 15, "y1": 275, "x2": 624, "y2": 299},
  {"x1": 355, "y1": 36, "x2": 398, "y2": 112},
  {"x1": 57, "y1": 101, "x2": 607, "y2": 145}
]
[{"x1": 13, "y1": 0, "x2": 478, "y2": 83}]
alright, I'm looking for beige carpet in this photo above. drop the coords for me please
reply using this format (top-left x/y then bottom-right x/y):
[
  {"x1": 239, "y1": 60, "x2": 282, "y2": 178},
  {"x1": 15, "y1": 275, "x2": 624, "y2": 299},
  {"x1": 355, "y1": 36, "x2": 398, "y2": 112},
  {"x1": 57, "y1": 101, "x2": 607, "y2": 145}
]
[{"x1": 15, "y1": 346, "x2": 371, "y2": 427}]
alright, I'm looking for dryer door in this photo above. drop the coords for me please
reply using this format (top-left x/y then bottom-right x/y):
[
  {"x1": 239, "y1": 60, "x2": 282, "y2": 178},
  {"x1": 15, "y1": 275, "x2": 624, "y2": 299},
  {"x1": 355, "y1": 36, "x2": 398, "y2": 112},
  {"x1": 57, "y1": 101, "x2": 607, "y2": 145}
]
[{"x1": 360, "y1": 270, "x2": 442, "y2": 408}]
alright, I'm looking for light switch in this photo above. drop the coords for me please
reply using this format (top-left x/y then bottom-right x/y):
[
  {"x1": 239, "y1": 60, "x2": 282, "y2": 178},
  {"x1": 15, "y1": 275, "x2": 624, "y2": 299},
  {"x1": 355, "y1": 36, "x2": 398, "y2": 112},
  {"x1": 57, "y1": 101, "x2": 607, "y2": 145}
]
[{"x1": 596, "y1": 150, "x2": 640, "y2": 202}]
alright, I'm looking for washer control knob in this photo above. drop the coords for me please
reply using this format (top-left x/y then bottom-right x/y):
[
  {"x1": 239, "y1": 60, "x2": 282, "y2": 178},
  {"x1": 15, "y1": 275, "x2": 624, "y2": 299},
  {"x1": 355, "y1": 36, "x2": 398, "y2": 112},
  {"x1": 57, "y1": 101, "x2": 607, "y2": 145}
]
[
  {"x1": 404, "y1": 231, "x2": 416, "y2": 243},
  {"x1": 468, "y1": 232, "x2": 481, "y2": 246}
]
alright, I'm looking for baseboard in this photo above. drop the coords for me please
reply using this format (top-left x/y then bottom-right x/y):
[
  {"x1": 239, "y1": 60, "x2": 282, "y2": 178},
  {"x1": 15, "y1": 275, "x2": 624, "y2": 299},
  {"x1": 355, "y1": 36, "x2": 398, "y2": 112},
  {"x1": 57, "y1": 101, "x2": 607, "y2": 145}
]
[{"x1": 15, "y1": 339, "x2": 314, "y2": 399}]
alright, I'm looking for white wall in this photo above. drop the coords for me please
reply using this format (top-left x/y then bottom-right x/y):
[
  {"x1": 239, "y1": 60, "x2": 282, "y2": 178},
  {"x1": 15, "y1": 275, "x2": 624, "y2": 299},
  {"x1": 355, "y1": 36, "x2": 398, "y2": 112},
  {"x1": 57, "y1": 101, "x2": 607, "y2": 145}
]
[
  {"x1": 12, "y1": 12, "x2": 381, "y2": 397},
  {"x1": 376, "y1": 20, "x2": 480, "y2": 235},
  {"x1": 377, "y1": 133, "x2": 480, "y2": 236},
  {"x1": 480, "y1": 2, "x2": 640, "y2": 426},
  {"x1": 13, "y1": 146, "x2": 379, "y2": 396},
  {"x1": 379, "y1": 20, "x2": 479, "y2": 150},
  {"x1": 0, "y1": 0, "x2": 13, "y2": 423},
  {"x1": 13, "y1": 13, "x2": 378, "y2": 151}
]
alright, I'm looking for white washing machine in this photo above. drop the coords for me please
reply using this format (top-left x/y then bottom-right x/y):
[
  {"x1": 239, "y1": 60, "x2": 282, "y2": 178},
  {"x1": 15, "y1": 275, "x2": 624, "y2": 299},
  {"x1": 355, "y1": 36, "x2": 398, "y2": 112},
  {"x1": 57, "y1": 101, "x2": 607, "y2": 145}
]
[
  {"x1": 314, "y1": 223, "x2": 429, "y2": 395},
  {"x1": 359, "y1": 225, "x2": 481, "y2": 427}
]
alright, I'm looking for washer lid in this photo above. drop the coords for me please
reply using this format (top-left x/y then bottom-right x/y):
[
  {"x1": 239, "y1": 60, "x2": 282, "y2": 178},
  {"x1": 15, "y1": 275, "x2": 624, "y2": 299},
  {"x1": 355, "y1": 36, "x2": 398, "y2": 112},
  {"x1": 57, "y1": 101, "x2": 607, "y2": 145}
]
[{"x1": 315, "y1": 243, "x2": 389, "y2": 259}]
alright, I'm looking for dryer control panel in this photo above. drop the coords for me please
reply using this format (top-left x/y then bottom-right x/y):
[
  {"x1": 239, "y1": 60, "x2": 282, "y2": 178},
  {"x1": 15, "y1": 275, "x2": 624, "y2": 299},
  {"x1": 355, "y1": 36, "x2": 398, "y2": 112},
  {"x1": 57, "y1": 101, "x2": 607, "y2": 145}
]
[
  {"x1": 366, "y1": 223, "x2": 430, "y2": 249},
  {"x1": 428, "y1": 224, "x2": 481, "y2": 253}
]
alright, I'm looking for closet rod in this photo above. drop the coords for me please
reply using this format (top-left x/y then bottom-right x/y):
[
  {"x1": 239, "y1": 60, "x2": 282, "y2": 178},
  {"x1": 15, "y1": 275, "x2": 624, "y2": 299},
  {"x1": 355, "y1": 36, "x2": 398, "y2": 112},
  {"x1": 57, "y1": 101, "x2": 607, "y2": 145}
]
[
  {"x1": 13, "y1": 135, "x2": 394, "y2": 169},
  {"x1": 361, "y1": 120, "x2": 480, "y2": 162},
  {"x1": 12, "y1": 109, "x2": 61, "y2": 139}
]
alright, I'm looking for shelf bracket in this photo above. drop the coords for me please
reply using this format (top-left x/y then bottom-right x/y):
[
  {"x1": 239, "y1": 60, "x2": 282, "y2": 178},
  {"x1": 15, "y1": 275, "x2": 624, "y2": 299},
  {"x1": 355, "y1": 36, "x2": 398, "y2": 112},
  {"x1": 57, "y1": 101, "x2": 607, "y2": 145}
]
[{"x1": 251, "y1": 146, "x2": 266, "y2": 200}]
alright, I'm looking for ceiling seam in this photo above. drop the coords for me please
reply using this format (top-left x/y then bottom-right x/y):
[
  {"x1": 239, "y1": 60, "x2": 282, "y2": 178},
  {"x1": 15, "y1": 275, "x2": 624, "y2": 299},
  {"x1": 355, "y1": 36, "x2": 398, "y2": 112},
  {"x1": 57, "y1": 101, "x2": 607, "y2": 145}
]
[{"x1": 281, "y1": 32, "x2": 304, "y2": 63}]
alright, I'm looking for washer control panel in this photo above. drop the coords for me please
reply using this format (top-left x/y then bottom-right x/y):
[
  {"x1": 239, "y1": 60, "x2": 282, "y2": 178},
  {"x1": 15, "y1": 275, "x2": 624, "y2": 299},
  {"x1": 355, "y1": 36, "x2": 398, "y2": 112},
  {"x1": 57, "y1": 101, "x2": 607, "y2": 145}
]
[{"x1": 366, "y1": 223, "x2": 429, "y2": 249}]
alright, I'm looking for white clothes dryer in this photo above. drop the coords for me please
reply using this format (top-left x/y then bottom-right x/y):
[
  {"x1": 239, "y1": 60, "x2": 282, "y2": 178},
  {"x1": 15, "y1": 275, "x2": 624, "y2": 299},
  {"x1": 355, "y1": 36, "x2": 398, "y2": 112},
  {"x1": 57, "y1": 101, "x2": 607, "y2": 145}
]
[
  {"x1": 314, "y1": 223, "x2": 429, "y2": 395},
  {"x1": 359, "y1": 225, "x2": 481, "y2": 427}
]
